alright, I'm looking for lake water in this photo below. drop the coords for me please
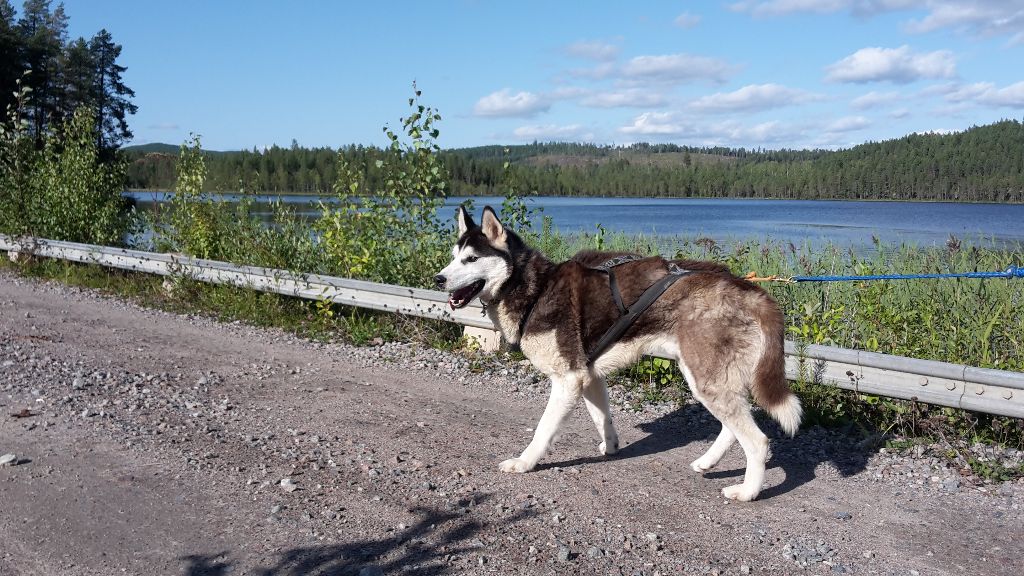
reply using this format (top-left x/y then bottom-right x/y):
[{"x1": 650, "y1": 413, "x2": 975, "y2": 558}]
[{"x1": 126, "y1": 191, "x2": 1024, "y2": 252}]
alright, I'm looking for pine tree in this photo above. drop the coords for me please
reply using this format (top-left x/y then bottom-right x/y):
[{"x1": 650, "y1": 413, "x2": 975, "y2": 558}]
[
  {"x1": 88, "y1": 28, "x2": 136, "y2": 154},
  {"x1": 59, "y1": 36, "x2": 93, "y2": 122},
  {"x1": 17, "y1": 0, "x2": 67, "y2": 144},
  {"x1": 0, "y1": 0, "x2": 21, "y2": 116}
]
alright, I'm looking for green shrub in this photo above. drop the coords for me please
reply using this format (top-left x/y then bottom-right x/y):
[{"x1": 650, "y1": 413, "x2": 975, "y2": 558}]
[
  {"x1": 0, "y1": 78, "x2": 37, "y2": 236},
  {"x1": 316, "y1": 84, "x2": 451, "y2": 288},
  {"x1": 1, "y1": 98, "x2": 133, "y2": 245}
]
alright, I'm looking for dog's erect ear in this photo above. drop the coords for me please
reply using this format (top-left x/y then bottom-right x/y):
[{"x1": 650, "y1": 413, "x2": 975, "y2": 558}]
[
  {"x1": 457, "y1": 205, "x2": 475, "y2": 236},
  {"x1": 481, "y1": 206, "x2": 507, "y2": 247}
]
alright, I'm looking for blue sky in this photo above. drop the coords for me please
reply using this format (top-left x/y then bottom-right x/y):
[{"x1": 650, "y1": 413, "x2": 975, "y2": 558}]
[{"x1": 56, "y1": 0, "x2": 1024, "y2": 151}]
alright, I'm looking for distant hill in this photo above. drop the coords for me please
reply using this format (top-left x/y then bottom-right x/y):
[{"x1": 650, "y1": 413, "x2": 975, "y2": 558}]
[
  {"x1": 123, "y1": 120, "x2": 1024, "y2": 203},
  {"x1": 122, "y1": 143, "x2": 181, "y2": 155},
  {"x1": 123, "y1": 142, "x2": 234, "y2": 155}
]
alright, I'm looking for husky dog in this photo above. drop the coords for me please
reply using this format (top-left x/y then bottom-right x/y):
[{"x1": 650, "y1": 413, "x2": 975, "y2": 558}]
[{"x1": 435, "y1": 206, "x2": 801, "y2": 501}]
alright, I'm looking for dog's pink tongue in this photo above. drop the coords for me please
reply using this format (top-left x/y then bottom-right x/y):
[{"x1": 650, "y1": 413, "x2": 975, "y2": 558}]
[{"x1": 448, "y1": 297, "x2": 457, "y2": 310}]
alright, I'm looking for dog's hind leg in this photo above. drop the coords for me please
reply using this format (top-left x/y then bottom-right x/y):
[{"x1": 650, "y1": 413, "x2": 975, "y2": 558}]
[
  {"x1": 690, "y1": 425, "x2": 735, "y2": 472},
  {"x1": 679, "y1": 361, "x2": 769, "y2": 502},
  {"x1": 582, "y1": 373, "x2": 618, "y2": 456},
  {"x1": 499, "y1": 371, "x2": 584, "y2": 473}
]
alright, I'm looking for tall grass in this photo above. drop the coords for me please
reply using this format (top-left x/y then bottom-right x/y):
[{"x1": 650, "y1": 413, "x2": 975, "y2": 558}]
[{"x1": 4, "y1": 85, "x2": 1022, "y2": 453}]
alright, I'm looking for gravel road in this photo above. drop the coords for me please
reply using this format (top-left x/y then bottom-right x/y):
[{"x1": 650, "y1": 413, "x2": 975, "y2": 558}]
[{"x1": 0, "y1": 269, "x2": 1021, "y2": 576}]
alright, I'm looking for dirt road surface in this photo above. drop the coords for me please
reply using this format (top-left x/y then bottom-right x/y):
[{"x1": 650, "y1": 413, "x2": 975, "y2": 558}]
[{"x1": 0, "y1": 270, "x2": 1021, "y2": 575}]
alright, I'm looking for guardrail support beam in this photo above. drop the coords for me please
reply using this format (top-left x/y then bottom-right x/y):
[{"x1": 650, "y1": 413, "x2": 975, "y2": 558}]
[{"x1": 3, "y1": 233, "x2": 1022, "y2": 419}]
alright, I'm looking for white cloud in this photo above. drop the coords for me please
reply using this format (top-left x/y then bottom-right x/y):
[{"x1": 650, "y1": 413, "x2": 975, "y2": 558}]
[
  {"x1": 731, "y1": 1, "x2": 1024, "y2": 43},
  {"x1": 622, "y1": 54, "x2": 736, "y2": 84},
  {"x1": 566, "y1": 62, "x2": 617, "y2": 80},
  {"x1": 618, "y1": 113, "x2": 807, "y2": 146},
  {"x1": 674, "y1": 12, "x2": 702, "y2": 28},
  {"x1": 945, "y1": 81, "x2": 1024, "y2": 107},
  {"x1": 729, "y1": 0, "x2": 853, "y2": 17},
  {"x1": 512, "y1": 124, "x2": 587, "y2": 140},
  {"x1": 473, "y1": 89, "x2": 550, "y2": 118},
  {"x1": 701, "y1": 119, "x2": 808, "y2": 146},
  {"x1": 850, "y1": 90, "x2": 903, "y2": 109},
  {"x1": 619, "y1": 112, "x2": 690, "y2": 136},
  {"x1": 581, "y1": 89, "x2": 667, "y2": 108},
  {"x1": 689, "y1": 83, "x2": 822, "y2": 113},
  {"x1": 548, "y1": 86, "x2": 589, "y2": 100},
  {"x1": 825, "y1": 45, "x2": 955, "y2": 84},
  {"x1": 905, "y1": 1, "x2": 1024, "y2": 42},
  {"x1": 915, "y1": 127, "x2": 957, "y2": 135},
  {"x1": 889, "y1": 107, "x2": 911, "y2": 118},
  {"x1": 565, "y1": 40, "x2": 620, "y2": 62},
  {"x1": 825, "y1": 115, "x2": 872, "y2": 132}
]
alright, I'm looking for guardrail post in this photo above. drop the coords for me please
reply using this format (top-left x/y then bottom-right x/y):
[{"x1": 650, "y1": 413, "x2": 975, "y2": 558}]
[{"x1": 464, "y1": 326, "x2": 503, "y2": 352}]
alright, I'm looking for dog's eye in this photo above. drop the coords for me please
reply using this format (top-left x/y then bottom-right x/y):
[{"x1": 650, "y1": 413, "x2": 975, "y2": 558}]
[{"x1": 465, "y1": 256, "x2": 479, "y2": 263}]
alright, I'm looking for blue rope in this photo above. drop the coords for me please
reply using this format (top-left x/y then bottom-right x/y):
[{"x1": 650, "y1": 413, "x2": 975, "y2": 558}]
[{"x1": 791, "y1": 265, "x2": 1024, "y2": 283}]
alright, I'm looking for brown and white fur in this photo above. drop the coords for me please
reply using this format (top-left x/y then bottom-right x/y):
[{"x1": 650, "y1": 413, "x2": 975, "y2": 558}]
[{"x1": 435, "y1": 206, "x2": 802, "y2": 501}]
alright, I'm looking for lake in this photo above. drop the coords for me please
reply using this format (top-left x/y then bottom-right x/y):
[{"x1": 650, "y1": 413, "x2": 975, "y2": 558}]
[{"x1": 126, "y1": 192, "x2": 1024, "y2": 252}]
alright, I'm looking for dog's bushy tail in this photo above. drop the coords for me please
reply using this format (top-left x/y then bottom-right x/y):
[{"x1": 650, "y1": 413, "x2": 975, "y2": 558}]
[{"x1": 751, "y1": 297, "x2": 802, "y2": 436}]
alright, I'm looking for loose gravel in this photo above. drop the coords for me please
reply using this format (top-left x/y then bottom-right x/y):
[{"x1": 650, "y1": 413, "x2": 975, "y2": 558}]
[{"x1": 0, "y1": 268, "x2": 1021, "y2": 575}]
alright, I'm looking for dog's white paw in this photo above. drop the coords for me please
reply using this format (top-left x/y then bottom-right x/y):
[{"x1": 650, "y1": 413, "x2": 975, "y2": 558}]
[
  {"x1": 721, "y1": 483, "x2": 759, "y2": 502},
  {"x1": 599, "y1": 438, "x2": 619, "y2": 456},
  {"x1": 690, "y1": 456, "x2": 716, "y2": 473},
  {"x1": 499, "y1": 458, "x2": 534, "y2": 473}
]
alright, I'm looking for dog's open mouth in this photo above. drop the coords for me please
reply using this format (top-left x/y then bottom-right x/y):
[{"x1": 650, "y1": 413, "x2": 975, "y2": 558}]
[{"x1": 448, "y1": 280, "x2": 485, "y2": 310}]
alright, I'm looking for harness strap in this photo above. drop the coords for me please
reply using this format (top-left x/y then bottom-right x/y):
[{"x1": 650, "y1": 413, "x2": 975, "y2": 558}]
[
  {"x1": 606, "y1": 270, "x2": 627, "y2": 315},
  {"x1": 586, "y1": 259, "x2": 693, "y2": 366},
  {"x1": 517, "y1": 254, "x2": 693, "y2": 363},
  {"x1": 594, "y1": 255, "x2": 644, "y2": 316}
]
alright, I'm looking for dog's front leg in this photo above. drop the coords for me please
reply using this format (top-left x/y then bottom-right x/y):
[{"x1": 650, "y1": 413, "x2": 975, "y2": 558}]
[
  {"x1": 582, "y1": 373, "x2": 619, "y2": 456},
  {"x1": 499, "y1": 372, "x2": 583, "y2": 473}
]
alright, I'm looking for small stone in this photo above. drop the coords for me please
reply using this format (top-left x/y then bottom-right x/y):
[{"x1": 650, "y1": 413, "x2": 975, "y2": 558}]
[
  {"x1": 358, "y1": 567, "x2": 383, "y2": 576},
  {"x1": 834, "y1": 511, "x2": 852, "y2": 520},
  {"x1": 740, "y1": 565, "x2": 751, "y2": 575},
  {"x1": 556, "y1": 545, "x2": 571, "y2": 563},
  {"x1": 0, "y1": 453, "x2": 17, "y2": 466},
  {"x1": 587, "y1": 546, "x2": 603, "y2": 559},
  {"x1": 280, "y1": 478, "x2": 298, "y2": 492},
  {"x1": 645, "y1": 532, "x2": 660, "y2": 542},
  {"x1": 528, "y1": 545, "x2": 538, "y2": 556},
  {"x1": 942, "y1": 478, "x2": 960, "y2": 493},
  {"x1": 72, "y1": 378, "x2": 84, "y2": 390},
  {"x1": 862, "y1": 551, "x2": 875, "y2": 559},
  {"x1": 551, "y1": 513, "x2": 564, "y2": 524},
  {"x1": 270, "y1": 505, "x2": 281, "y2": 514}
]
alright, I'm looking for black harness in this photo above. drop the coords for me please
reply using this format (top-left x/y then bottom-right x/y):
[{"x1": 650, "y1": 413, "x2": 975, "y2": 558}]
[
  {"x1": 515, "y1": 255, "x2": 693, "y2": 366},
  {"x1": 585, "y1": 255, "x2": 693, "y2": 366}
]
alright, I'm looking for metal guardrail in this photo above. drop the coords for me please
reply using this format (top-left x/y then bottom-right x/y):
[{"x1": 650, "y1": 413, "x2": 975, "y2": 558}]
[{"x1": 3, "y1": 234, "x2": 1022, "y2": 418}]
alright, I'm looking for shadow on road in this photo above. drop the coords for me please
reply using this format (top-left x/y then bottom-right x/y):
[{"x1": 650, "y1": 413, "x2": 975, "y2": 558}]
[
  {"x1": 182, "y1": 494, "x2": 533, "y2": 576},
  {"x1": 541, "y1": 402, "x2": 873, "y2": 500},
  {"x1": 182, "y1": 552, "x2": 231, "y2": 576}
]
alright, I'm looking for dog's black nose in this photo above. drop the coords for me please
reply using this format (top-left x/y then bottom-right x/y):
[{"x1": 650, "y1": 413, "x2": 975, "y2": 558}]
[{"x1": 433, "y1": 274, "x2": 446, "y2": 288}]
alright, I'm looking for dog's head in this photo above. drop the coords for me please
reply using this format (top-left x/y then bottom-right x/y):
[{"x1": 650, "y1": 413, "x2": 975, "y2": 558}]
[{"x1": 434, "y1": 206, "x2": 522, "y2": 309}]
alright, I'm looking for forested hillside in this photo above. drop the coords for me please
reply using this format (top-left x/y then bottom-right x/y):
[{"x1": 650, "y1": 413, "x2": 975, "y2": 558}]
[{"x1": 125, "y1": 119, "x2": 1024, "y2": 203}]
